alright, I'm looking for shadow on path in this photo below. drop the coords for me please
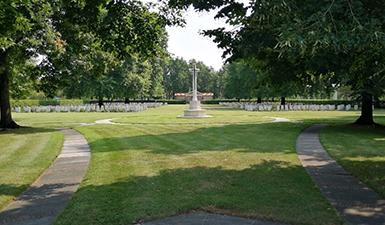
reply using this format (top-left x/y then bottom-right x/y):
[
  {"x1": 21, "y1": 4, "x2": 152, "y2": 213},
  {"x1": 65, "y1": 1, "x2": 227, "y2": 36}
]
[
  {"x1": 0, "y1": 129, "x2": 90, "y2": 225},
  {"x1": 297, "y1": 125, "x2": 385, "y2": 225}
]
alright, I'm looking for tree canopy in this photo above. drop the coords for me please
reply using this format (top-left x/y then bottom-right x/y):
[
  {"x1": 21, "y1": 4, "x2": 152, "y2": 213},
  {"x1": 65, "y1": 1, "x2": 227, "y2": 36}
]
[
  {"x1": 0, "y1": 0, "x2": 61, "y2": 128},
  {"x1": 168, "y1": 0, "x2": 385, "y2": 124},
  {"x1": 0, "y1": 0, "x2": 175, "y2": 128}
]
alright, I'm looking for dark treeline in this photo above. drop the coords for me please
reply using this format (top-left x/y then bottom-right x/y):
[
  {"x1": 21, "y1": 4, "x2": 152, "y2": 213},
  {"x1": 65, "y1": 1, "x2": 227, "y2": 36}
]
[{"x1": 10, "y1": 57, "x2": 341, "y2": 103}]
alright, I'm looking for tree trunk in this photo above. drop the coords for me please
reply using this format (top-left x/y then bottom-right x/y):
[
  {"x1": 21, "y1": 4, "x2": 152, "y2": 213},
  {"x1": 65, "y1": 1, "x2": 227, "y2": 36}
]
[
  {"x1": 257, "y1": 97, "x2": 262, "y2": 103},
  {"x1": 280, "y1": 96, "x2": 286, "y2": 105},
  {"x1": 355, "y1": 92, "x2": 374, "y2": 125},
  {"x1": 124, "y1": 97, "x2": 130, "y2": 104},
  {"x1": 373, "y1": 96, "x2": 380, "y2": 108},
  {"x1": 98, "y1": 97, "x2": 104, "y2": 109},
  {"x1": 0, "y1": 51, "x2": 19, "y2": 129}
]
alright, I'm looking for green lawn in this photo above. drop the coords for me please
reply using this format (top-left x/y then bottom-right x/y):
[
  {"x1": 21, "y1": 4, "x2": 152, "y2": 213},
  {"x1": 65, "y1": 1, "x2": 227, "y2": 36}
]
[
  {"x1": 0, "y1": 128, "x2": 63, "y2": 209},
  {"x1": 114, "y1": 105, "x2": 361, "y2": 125},
  {"x1": 13, "y1": 112, "x2": 131, "y2": 128},
  {"x1": 51, "y1": 105, "x2": 345, "y2": 225},
  {"x1": 12, "y1": 105, "x2": 361, "y2": 127},
  {"x1": 6, "y1": 105, "x2": 385, "y2": 225}
]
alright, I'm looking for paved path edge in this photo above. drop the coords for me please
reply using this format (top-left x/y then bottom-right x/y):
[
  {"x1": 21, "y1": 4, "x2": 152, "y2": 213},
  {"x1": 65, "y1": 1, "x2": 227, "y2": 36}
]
[
  {"x1": 0, "y1": 128, "x2": 91, "y2": 225},
  {"x1": 143, "y1": 211, "x2": 286, "y2": 225},
  {"x1": 296, "y1": 124, "x2": 385, "y2": 225}
]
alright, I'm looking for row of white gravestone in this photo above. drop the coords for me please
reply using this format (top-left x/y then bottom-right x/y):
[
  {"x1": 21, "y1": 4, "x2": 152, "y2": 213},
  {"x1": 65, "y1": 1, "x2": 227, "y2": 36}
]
[
  {"x1": 12, "y1": 102, "x2": 165, "y2": 113},
  {"x1": 219, "y1": 102, "x2": 359, "y2": 111}
]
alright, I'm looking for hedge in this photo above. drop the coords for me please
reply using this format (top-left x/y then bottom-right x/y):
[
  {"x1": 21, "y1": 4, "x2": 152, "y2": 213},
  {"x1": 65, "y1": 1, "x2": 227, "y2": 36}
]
[
  {"x1": 202, "y1": 99, "x2": 359, "y2": 105},
  {"x1": 10, "y1": 98, "x2": 367, "y2": 107},
  {"x1": 11, "y1": 99, "x2": 87, "y2": 107}
]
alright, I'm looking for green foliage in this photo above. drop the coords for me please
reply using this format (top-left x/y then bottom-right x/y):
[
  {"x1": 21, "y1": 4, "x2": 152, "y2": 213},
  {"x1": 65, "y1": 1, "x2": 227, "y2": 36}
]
[
  {"x1": 159, "y1": 99, "x2": 186, "y2": 104},
  {"x1": 36, "y1": 0, "x2": 173, "y2": 101},
  {"x1": 223, "y1": 61, "x2": 257, "y2": 99},
  {"x1": 201, "y1": 99, "x2": 239, "y2": 104},
  {"x1": 62, "y1": 34, "x2": 120, "y2": 99},
  {"x1": 115, "y1": 58, "x2": 152, "y2": 99},
  {"x1": 162, "y1": 57, "x2": 226, "y2": 99},
  {"x1": 11, "y1": 99, "x2": 86, "y2": 107},
  {"x1": 286, "y1": 99, "x2": 358, "y2": 105},
  {"x1": 149, "y1": 57, "x2": 166, "y2": 98},
  {"x1": 193, "y1": 60, "x2": 216, "y2": 92},
  {"x1": 9, "y1": 61, "x2": 38, "y2": 99},
  {"x1": 169, "y1": 0, "x2": 385, "y2": 123},
  {"x1": 0, "y1": 0, "x2": 59, "y2": 53},
  {"x1": 0, "y1": 0, "x2": 63, "y2": 127},
  {"x1": 163, "y1": 57, "x2": 190, "y2": 98},
  {"x1": 51, "y1": 0, "x2": 168, "y2": 60}
]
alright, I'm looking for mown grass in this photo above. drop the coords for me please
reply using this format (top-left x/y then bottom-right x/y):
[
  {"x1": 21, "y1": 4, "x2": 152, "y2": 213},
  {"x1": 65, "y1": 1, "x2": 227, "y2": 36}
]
[
  {"x1": 13, "y1": 112, "x2": 131, "y2": 128},
  {"x1": 54, "y1": 105, "x2": 345, "y2": 225},
  {"x1": 0, "y1": 128, "x2": 63, "y2": 209},
  {"x1": 12, "y1": 104, "x2": 361, "y2": 127},
  {"x1": 9, "y1": 105, "x2": 385, "y2": 225},
  {"x1": 114, "y1": 104, "x2": 360, "y2": 125}
]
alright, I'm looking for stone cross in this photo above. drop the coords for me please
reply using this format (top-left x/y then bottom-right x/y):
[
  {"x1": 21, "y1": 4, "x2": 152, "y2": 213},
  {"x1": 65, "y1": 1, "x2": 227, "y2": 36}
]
[{"x1": 189, "y1": 64, "x2": 200, "y2": 102}]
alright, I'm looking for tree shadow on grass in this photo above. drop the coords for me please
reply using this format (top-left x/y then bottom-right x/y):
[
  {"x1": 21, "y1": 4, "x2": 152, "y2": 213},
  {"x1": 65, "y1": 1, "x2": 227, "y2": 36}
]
[
  {"x1": 55, "y1": 160, "x2": 343, "y2": 225},
  {"x1": 0, "y1": 184, "x2": 29, "y2": 209},
  {"x1": 297, "y1": 116, "x2": 358, "y2": 125},
  {"x1": 302, "y1": 113, "x2": 385, "y2": 126},
  {"x1": 337, "y1": 159, "x2": 385, "y2": 198},
  {"x1": 321, "y1": 124, "x2": 385, "y2": 199},
  {"x1": 88, "y1": 123, "x2": 303, "y2": 155},
  {"x1": 88, "y1": 114, "x2": 376, "y2": 155},
  {"x1": 0, "y1": 127, "x2": 58, "y2": 135}
]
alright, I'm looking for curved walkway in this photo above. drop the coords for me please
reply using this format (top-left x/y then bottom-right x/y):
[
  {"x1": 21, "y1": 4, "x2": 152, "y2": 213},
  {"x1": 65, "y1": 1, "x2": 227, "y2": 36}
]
[
  {"x1": 296, "y1": 125, "x2": 385, "y2": 225},
  {"x1": 0, "y1": 129, "x2": 90, "y2": 225}
]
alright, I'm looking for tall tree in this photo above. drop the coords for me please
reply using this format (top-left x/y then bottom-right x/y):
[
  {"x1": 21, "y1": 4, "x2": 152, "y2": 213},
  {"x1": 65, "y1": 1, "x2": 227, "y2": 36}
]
[
  {"x1": 46, "y1": 0, "x2": 169, "y2": 103},
  {"x1": 10, "y1": 59, "x2": 39, "y2": 99},
  {"x1": 193, "y1": 60, "x2": 218, "y2": 95},
  {"x1": 169, "y1": 0, "x2": 385, "y2": 125},
  {"x1": 223, "y1": 61, "x2": 258, "y2": 100},
  {"x1": 212, "y1": 68, "x2": 227, "y2": 99},
  {"x1": 0, "y1": 0, "x2": 60, "y2": 128},
  {"x1": 1, "y1": 0, "x2": 178, "y2": 128},
  {"x1": 148, "y1": 57, "x2": 166, "y2": 99},
  {"x1": 61, "y1": 35, "x2": 120, "y2": 104},
  {"x1": 115, "y1": 57, "x2": 152, "y2": 101},
  {"x1": 163, "y1": 57, "x2": 190, "y2": 98}
]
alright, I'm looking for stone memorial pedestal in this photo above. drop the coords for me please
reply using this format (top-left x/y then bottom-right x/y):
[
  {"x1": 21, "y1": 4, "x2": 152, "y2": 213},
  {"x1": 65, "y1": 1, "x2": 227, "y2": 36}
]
[
  {"x1": 178, "y1": 64, "x2": 211, "y2": 118},
  {"x1": 181, "y1": 100, "x2": 211, "y2": 118}
]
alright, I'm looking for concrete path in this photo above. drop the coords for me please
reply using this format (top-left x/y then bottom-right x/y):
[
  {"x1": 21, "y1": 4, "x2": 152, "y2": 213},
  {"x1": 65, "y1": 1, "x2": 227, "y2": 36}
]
[
  {"x1": 271, "y1": 117, "x2": 290, "y2": 123},
  {"x1": 80, "y1": 118, "x2": 120, "y2": 126},
  {"x1": 143, "y1": 212, "x2": 285, "y2": 225},
  {"x1": 94, "y1": 118, "x2": 116, "y2": 125},
  {"x1": 296, "y1": 125, "x2": 385, "y2": 225},
  {"x1": 0, "y1": 129, "x2": 90, "y2": 225}
]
